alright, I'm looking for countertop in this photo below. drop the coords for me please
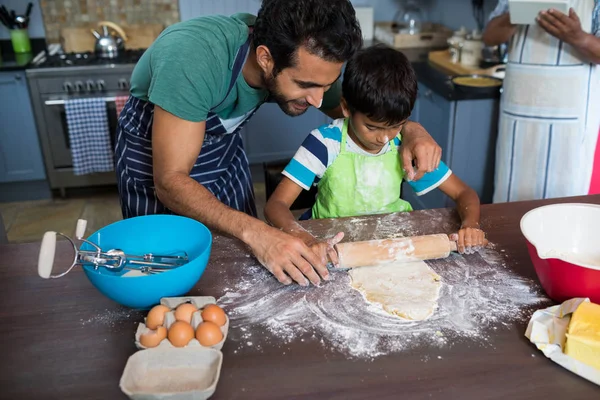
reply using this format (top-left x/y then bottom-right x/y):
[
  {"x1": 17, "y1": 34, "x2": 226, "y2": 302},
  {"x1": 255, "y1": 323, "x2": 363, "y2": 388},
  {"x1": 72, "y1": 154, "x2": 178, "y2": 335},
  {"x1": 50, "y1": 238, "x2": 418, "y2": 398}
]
[
  {"x1": 0, "y1": 38, "x2": 500, "y2": 101},
  {"x1": 392, "y1": 46, "x2": 502, "y2": 101},
  {"x1": 0, "y1": 38, "x2": 46, "y2": 72},
  {"x1": 1, "y1": 194, "x2": 599, "y2": 399}
]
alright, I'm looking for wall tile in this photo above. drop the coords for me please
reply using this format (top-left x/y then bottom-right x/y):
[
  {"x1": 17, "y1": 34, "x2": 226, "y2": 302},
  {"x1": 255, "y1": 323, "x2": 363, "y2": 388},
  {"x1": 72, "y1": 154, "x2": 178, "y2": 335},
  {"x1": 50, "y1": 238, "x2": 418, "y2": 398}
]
[{"x1": 39, "y1": 0, "x2": 180, "y2": 43}]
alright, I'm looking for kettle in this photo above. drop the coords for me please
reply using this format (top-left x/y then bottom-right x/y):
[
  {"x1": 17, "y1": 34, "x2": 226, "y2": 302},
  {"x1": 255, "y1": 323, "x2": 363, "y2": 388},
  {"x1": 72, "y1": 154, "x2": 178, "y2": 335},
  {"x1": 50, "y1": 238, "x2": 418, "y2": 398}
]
[{"x1": 91, "y1": 21, "x2": 128, "y2": 59}]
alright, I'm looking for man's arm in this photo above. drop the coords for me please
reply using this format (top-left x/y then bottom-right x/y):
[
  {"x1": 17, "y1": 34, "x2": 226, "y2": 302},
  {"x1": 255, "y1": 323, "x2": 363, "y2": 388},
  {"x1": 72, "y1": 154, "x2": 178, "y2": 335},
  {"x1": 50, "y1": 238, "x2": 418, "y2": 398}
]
[
  {"x1": 574, "y1": 34, "x2": 600, "y2": 64},
  {"x1": 151, "y1": 106, "x2": 330, "y2": 286},
  {"x1": 264, "y1": 177, "x2": 342, "y2": 266},
  {"x1": 483, "y1": 12, "x2": 518, "y2": 46},
  {"x1": 537, "y1": 8, "x2": 600, "y2": 64}
]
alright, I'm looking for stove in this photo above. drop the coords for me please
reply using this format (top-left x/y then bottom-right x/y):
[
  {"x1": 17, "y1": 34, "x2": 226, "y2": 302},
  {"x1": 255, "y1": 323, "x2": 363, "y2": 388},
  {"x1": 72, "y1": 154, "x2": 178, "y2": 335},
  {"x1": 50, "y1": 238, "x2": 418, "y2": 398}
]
[
  {"x1": 30, "y1": 49, "x2": 145, "y2": 69},
  {"x1": 26, "y1": 49, "x2": 146, "y2": 195}
]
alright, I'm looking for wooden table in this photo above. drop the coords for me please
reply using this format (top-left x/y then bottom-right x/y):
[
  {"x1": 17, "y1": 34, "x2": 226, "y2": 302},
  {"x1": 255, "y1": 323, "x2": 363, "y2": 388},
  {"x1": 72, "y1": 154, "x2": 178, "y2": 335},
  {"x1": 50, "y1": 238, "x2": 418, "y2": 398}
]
[{"x1": 1, "y1": 195, "x2": 599, "y2": 399}]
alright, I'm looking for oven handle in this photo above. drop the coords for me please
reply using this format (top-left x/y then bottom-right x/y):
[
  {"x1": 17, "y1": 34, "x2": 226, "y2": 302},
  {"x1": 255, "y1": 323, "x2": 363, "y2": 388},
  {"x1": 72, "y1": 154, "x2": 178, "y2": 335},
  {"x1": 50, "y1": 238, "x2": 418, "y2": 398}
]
[{"x1": 44, "y1": 97, "x2": 117, "y2": 106}]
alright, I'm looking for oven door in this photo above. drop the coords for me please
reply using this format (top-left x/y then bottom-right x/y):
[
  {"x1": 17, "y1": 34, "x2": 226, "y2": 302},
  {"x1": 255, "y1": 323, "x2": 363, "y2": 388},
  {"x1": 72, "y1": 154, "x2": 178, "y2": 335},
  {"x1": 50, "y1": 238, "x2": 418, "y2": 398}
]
[{"x1": 41, "y1": 95, "x2": 120, "y2": 168}]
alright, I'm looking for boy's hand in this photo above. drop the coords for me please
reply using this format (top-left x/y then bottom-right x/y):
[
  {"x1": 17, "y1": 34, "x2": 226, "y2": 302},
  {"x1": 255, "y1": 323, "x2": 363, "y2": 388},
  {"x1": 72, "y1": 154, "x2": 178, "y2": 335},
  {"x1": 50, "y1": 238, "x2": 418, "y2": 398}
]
[
  {"x1": 305, "y1": 232, "x2": 345, "y2": 268},
  {"x1": 450, "y1": 224, "x2": 487, "y2": 254}
]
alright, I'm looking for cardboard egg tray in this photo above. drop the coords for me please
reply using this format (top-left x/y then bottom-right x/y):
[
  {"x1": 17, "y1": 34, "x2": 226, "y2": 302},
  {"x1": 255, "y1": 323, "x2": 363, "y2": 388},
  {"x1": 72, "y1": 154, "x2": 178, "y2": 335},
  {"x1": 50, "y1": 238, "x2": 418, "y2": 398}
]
[
  {"x1": 120, "y1": 296, "x2": 228, "y2": 400},
  {"x1": 134, "y1": 296, "x2": 229, "y2": 350}
]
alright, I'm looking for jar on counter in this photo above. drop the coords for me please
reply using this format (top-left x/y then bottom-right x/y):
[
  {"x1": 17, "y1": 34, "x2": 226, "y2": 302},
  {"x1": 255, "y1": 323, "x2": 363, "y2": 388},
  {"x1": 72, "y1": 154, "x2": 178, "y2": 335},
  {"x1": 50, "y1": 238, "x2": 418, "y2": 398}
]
[
  {"x1": 448, "y1": 27, "x2": 467, "y2": 64},
  {"x1": 460, "y1": 30, "x2": 484, "y2": 67}
]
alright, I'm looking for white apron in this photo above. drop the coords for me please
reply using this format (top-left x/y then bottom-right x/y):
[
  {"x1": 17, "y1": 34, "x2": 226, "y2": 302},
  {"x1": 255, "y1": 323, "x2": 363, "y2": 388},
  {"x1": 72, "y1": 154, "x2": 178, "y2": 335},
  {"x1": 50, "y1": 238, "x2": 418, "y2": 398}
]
[{"x1": 493, "y1": 0, "x2": 600, "y2": 202}]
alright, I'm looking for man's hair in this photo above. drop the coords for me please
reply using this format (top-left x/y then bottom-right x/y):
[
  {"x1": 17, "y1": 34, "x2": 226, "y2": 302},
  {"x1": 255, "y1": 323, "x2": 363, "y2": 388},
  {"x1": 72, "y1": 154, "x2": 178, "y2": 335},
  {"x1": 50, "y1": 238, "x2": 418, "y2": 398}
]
[
  {"x1": 253, "y1": 0, "x2": 363, "y2": 74},
  {"x1": 342, "y1": 44, "x2": 418, "y2": 126}
]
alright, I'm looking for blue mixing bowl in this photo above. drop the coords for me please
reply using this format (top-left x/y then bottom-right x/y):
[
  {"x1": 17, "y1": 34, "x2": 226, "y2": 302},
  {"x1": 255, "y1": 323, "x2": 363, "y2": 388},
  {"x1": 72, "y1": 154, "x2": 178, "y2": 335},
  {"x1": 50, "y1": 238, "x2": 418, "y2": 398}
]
[{"x1": 80, "y1": 215, "x2": 212, "y2": 309}]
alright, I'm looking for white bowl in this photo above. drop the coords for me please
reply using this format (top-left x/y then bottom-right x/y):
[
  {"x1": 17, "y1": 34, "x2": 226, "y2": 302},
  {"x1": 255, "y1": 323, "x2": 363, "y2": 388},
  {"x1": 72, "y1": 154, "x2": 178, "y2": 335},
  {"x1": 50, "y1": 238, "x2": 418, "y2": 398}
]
[{"x1": 520, "y1": 203, "x2": 600, "y2": 269}]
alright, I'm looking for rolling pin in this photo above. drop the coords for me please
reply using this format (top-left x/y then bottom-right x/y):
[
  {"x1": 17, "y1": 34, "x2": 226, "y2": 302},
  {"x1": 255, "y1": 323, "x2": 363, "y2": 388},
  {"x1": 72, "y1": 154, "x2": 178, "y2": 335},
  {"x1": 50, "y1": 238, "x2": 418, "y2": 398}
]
[{"x1": 334, "y1": 234, "x2": 458, "y2": 269}]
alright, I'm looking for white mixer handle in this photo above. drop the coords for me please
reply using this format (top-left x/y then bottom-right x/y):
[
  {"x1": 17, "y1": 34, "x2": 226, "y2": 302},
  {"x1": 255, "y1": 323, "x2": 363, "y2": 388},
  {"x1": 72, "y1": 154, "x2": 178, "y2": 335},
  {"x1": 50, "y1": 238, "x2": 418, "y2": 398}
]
[
  {"x1": 38, "y1": 231, "x2": 57, "y2": 279},
  {"x1": 76, "y1": 219, "x2": 87, "y2": 239}
]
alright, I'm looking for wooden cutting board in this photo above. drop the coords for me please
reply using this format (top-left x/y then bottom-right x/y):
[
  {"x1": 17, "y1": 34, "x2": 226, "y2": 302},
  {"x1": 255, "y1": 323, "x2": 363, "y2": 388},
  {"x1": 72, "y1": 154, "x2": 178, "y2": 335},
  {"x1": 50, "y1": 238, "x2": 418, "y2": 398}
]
[
  {"x1": 428, "y1": 50, "x2": 507, "y2": 79},
  {"x1": 428, "y1": 50, "x2": 481, "y2": 75},
  {"x1": 60, "y1": 24, "x2": 164, "y2": 53}
]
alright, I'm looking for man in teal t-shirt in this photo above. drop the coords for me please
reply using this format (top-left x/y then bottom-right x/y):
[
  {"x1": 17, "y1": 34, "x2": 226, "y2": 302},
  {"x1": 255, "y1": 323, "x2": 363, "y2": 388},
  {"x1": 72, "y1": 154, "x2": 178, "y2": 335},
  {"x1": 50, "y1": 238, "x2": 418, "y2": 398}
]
[{"x1": 115, "y1": 0, "x2": 443, "y2": 288}]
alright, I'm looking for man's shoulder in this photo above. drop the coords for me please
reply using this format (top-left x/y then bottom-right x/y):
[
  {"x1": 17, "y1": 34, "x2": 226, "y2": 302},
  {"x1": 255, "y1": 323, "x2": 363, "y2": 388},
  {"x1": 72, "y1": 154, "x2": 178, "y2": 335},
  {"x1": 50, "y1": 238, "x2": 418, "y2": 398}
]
[{"x1": 156, "y1": 14, "x2": 250, "y2": 56}]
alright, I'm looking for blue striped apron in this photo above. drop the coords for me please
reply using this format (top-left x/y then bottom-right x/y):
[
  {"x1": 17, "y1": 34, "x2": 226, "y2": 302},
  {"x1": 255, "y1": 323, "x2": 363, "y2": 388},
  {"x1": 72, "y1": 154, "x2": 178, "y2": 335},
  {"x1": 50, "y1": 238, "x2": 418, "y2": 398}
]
[{"x1": 114, "y1": 36, "x2": 260, "y2": 218}]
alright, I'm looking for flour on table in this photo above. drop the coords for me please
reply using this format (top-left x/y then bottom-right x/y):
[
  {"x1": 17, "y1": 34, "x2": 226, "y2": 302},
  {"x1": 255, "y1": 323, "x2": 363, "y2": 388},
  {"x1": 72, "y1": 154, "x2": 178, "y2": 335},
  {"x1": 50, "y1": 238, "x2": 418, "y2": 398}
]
[
  {"x1": 349, "y1": 261, "x2": 442, "y2": 321},
  {"x1": 216, "y1": 215, "x2": 549, "y2": 359}
]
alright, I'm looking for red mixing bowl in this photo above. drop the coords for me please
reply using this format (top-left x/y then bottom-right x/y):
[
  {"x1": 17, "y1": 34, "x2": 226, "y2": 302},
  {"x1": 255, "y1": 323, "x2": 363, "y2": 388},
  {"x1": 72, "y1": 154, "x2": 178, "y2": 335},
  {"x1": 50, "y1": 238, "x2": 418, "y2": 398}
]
[{"x1": 520, "y1": 203, "x2": 600, "y2": 303}]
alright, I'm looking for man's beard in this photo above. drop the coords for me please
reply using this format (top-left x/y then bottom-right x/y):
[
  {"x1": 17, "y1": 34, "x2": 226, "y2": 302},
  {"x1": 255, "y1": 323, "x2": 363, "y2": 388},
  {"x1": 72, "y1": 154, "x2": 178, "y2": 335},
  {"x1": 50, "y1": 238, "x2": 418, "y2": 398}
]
[{"x1": 264, "y1": 72, "x2": 310, "y2": 117}]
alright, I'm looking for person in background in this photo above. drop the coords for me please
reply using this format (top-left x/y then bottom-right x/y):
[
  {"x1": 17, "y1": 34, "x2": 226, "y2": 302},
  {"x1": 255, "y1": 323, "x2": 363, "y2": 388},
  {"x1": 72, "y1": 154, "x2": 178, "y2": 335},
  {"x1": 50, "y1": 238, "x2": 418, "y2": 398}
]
[
  {"x1": 483, "y1": 1, "x2": 600, "y2": 202},
  {"x1": 264, "y1": 45, "x2": 487, "y2": 267},
  {"x1": 115, "y1": 0, "x2": 443, "y2": 287}
]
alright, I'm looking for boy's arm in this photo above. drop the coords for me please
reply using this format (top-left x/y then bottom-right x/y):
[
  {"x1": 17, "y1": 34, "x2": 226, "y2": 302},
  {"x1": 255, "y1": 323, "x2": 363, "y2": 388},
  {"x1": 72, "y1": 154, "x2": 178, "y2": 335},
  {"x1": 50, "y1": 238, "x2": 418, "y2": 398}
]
[
  {"x1": 438, "y1": 175, "x2": 480, "y2": 228},
  {"x1": 265, "y1": 177, "x2": 343, "y2": 266},
  {"x1": 436, "y1": 174, "x2": 486, "y2": 253},
  {"x1": 265, "y1": 177, "x2": 315, "y2": 242}
]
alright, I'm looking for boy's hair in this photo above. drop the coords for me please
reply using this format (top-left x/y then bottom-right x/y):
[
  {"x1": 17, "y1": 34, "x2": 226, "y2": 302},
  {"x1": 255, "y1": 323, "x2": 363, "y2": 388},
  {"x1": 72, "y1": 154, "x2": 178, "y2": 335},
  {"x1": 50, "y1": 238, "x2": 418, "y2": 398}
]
[
  {"x1": 253, "y1": 0, "x2": 363, "y2": 75},
  {"x1": 342, "y1": 44, "x2": 418, "y2": 125}
]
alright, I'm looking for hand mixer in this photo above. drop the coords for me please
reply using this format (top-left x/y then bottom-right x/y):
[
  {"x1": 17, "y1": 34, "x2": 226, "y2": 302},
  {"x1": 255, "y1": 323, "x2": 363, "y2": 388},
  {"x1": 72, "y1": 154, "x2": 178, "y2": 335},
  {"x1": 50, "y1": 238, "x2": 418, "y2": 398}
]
[{"x1": 38, "y1": 219, "x2": 189, "y2": 279}]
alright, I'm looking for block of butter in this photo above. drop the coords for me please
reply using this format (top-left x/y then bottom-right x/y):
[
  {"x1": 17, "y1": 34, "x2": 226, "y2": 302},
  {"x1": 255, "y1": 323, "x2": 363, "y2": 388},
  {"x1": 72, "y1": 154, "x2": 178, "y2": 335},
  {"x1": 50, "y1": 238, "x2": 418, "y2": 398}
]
[
  {"x1": 525, "y1": 297, "x2": 600, "y2": 386},
  {"x1": 565, "y1": 301, "x2": 600, "y2": 370}
]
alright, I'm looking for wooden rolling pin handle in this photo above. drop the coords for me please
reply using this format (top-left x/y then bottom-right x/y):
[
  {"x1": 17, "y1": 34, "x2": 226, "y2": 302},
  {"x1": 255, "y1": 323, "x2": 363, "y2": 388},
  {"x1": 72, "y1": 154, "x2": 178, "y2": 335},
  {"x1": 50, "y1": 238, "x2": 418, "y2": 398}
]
[{"x1": 449, "y1": 240, "x2": 457, "y2": 252}]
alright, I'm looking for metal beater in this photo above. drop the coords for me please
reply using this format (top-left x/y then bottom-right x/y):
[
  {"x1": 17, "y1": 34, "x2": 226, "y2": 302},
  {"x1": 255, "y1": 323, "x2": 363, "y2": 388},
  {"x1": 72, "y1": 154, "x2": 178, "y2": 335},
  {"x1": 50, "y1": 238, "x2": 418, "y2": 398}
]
[{"x1": 38, "y1": 219, "x2": 188, "y2": 279}]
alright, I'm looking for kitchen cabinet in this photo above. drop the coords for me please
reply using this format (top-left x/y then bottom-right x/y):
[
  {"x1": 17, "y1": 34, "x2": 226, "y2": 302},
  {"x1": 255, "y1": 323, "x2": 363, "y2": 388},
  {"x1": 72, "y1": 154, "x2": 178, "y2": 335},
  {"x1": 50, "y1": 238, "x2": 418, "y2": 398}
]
[
  {"x1": 0, "y1": 71, "x2": 46, "y2": 183},
  {"x1": 241, "y1": 103, "x2": 331, "y2": 164},
  {"x1": 402, "y1": 82, "x2": 499, "y2": 210}
]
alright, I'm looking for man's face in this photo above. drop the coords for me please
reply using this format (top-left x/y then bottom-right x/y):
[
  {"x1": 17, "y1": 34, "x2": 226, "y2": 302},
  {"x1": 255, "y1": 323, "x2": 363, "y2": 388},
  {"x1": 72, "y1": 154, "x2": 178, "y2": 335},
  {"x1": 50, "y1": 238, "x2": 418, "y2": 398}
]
[{"x1": 262, "y1": 46, "x2": 343, "y2": 116}]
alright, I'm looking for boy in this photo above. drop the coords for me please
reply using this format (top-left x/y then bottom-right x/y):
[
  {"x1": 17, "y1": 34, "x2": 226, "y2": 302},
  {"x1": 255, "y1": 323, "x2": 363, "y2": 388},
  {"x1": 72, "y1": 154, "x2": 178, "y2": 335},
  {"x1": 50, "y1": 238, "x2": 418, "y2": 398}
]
[{"x1": 265, "y1": 45, "x2": 486, "y2": 265}]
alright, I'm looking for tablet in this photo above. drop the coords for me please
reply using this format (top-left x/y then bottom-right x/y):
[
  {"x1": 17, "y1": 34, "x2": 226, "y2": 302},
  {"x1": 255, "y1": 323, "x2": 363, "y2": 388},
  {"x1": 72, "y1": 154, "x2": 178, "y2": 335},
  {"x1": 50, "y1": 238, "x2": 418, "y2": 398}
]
[{"x1": 508, "y1": 0, "x2": 570, "y2": 25}]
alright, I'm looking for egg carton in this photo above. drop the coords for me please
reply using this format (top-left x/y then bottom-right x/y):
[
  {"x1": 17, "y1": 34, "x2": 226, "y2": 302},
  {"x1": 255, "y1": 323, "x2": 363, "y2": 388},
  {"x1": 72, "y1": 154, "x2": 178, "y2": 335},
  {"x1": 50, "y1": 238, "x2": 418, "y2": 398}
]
[
  {"x1": 134, "y1": 296, "x2": 229, "y2": 351},
  {"x1": 122, "y1": 296, "x2": 228, "y2": 400},
  {"x1": 120, "y1": 347, "x2": 223, "y2": 400}
]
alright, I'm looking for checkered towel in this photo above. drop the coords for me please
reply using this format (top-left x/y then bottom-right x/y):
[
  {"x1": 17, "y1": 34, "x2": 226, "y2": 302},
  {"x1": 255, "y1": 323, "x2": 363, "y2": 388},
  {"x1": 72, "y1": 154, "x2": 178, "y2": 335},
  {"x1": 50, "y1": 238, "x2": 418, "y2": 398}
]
[
  {"x1": 64, "y1": 98, "x2": 114, "y2": 176},
  {"x1": 115, "y1": 95, "x2": 128, "y2": 119}
]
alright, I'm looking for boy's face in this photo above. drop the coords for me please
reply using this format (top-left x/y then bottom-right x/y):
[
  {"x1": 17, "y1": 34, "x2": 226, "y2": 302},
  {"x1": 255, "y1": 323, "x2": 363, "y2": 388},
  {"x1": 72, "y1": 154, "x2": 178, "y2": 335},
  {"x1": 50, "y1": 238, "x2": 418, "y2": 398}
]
[{"x1": 342, "y1": 102, "x2": 407, "y2": 153}]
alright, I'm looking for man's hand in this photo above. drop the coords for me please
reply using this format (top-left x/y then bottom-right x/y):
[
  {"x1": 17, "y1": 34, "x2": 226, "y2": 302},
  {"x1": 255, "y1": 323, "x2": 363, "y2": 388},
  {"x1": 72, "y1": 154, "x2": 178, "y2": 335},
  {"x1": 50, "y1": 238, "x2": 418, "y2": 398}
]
[
  {"x1": 537, "y1": 8, "x2": 586, "y2": 46},
  {"x1": 400, "y1": 122, "x2": 442, "y2": 181},
  {"x1": 247, "y1": 224, "x2": 333, "y2": 287}
]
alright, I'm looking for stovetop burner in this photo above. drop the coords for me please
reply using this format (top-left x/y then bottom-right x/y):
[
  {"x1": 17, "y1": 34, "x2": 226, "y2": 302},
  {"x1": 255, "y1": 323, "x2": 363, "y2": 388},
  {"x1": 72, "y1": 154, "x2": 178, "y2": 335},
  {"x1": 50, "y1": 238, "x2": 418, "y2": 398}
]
[{"x1": 32, "y1": 49, "x2": 146, "y2": 68}]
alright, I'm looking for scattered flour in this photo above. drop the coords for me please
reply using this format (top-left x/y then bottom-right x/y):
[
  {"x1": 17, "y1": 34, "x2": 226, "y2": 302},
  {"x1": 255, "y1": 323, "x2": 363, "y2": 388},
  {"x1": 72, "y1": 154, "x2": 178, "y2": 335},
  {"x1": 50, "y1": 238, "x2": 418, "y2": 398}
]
[
  {"x1": 80, "y1": 308, "x2": 134, "y2": 327},
  {"x1": 321, "y1": 210, "x2": 457, "y2": 242},
  {"x1": 217, "y1": 217, "x2": 548, "y2": 359}
]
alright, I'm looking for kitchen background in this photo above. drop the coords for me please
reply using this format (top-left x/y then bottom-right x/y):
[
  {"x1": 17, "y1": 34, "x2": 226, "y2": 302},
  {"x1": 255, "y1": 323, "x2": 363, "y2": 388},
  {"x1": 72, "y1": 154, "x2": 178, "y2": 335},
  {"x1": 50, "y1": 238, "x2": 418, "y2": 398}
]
[{"x1": 0, "y1": 0, "x2": 503, "y2": 243}]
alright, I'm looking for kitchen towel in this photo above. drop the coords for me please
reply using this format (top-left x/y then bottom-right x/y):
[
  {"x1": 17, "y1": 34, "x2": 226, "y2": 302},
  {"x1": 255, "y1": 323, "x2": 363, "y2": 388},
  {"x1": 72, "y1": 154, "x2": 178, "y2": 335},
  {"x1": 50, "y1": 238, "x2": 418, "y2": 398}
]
[
  {"x1": 115, "y1": 95, "x2": 129, "y2": 119},
  {"x1": 64, "y1": 98, "x2": 114, "y2": 175}
]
